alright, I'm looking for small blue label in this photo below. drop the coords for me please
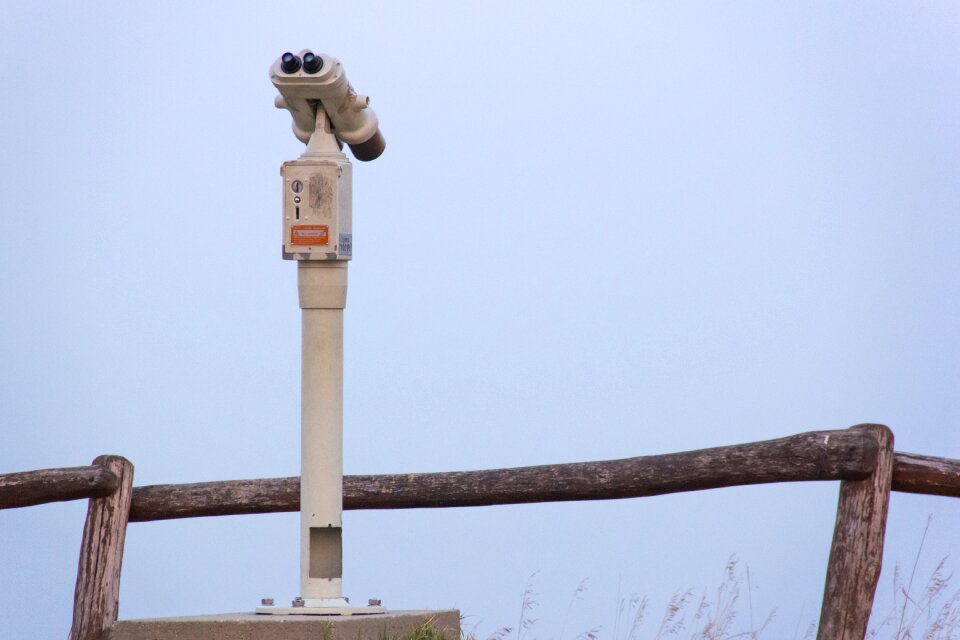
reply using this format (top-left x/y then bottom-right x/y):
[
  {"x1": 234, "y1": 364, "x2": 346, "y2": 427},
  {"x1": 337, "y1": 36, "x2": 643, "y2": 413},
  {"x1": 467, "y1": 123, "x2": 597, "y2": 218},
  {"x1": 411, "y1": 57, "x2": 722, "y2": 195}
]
[{"x1": 339, "y1": 233, "x2": 352, "y2": 256}]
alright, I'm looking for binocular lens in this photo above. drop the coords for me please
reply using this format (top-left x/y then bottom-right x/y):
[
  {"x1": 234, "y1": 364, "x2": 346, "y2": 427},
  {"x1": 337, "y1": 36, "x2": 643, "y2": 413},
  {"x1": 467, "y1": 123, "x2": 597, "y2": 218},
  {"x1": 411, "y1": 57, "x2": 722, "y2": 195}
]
[
  {"x1": 280, "y1": 52, "x2": 302, "y2": 74},
  {"x1": 302, "y1": 52, "x2": 323, "y2": 74}
]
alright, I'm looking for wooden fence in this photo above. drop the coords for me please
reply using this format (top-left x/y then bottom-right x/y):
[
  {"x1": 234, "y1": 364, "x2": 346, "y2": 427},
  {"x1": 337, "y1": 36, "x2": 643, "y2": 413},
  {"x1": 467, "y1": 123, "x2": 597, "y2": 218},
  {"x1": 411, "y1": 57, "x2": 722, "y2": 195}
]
[{"x1": 2, "y1": 423, "x2": 959, "y2": 640}]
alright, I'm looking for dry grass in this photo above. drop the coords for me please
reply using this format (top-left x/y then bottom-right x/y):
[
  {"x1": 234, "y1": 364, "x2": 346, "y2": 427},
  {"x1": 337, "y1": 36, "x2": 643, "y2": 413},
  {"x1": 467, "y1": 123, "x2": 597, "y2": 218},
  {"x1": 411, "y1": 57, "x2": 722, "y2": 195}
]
[
  {"x1": 458, "y1": 528, "x2": 960, "y2": 640},
  {"x1": 464, "y1": 557, "x2": 775, "y2": 640},
  {"x1": 605, "y1": 556, "x2": 775, "y2": 640},
  {"x1": 867, "y1": 517, "x2": 960, "y2": 639}
]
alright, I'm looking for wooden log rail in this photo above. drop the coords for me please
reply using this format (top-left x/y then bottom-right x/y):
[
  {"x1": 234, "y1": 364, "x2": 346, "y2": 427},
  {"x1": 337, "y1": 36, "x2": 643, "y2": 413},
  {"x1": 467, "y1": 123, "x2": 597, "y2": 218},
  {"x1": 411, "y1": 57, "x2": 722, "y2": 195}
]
[
  {"x1": 2, "y1": 431, "x2": 958, "y2": 518},
  {"x1": 0, "y1": 464, "x2": 120, "y2": 509},
  {"x1": 128, "y1": 429, "x2": 960, "y2": 521},
  {"x1": 891, "y1": 452, "x2": 960, "y2": 498}
]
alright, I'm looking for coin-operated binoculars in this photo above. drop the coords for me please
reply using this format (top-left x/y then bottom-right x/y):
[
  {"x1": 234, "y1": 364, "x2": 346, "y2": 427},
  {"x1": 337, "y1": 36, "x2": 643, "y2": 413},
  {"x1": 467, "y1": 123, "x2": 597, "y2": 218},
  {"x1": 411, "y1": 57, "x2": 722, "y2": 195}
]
[{"x1": 257, "y1": 50, "x2": 385, "y2": 616}]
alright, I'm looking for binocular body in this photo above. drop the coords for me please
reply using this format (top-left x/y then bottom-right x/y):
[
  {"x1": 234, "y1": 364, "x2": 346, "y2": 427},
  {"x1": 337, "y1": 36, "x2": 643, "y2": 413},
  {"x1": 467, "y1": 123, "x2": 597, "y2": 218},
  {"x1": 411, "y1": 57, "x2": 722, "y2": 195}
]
[{"x1": 270, "y1": 51, "x2": 385, "y2": 162}]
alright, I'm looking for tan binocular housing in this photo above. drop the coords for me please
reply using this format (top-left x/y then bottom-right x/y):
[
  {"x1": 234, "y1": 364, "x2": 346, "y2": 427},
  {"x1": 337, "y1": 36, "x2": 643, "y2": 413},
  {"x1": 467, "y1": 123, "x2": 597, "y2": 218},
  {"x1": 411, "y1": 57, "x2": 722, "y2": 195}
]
[{"x1": 270, "y1": 50, "x2": 385, "y2": 161}]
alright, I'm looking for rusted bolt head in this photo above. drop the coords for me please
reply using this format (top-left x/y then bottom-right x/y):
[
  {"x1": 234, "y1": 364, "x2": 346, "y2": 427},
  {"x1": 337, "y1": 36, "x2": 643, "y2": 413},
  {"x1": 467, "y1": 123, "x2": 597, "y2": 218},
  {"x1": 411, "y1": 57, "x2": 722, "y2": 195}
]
[
  {"x1": 292, "y1": 597, "x2": 305, "y2": 608},
  {"x1": 261, "y1": 598, "x2": 274, "y2": 606},
  {"x1": 368, "y1": 598, "x2": 382, "y2": 606}
]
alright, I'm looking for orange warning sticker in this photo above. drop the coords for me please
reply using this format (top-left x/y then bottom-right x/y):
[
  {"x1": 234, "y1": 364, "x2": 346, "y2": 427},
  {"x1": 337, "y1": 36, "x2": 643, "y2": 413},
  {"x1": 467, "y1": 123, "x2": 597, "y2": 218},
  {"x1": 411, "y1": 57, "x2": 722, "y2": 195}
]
[{"x1": 291, "y1": 225, "x2": 329, "y2": 246}]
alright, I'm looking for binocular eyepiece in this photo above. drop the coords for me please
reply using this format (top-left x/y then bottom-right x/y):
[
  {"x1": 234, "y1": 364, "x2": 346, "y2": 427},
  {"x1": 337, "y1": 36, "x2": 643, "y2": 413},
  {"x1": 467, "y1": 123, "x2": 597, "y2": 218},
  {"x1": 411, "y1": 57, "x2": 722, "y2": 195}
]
[
  {"x1": 302, "y1": 52, "x2": 323, "y2": 74},
  {"x1": 271, "y1": 50, "x2": 384, "y2": 161},
  {"x1": 280, "y1": 52, "x2": 301, "y2": 74},
  {"x1": 280, "y1": 51, "x2": 324, "y2": 75}
]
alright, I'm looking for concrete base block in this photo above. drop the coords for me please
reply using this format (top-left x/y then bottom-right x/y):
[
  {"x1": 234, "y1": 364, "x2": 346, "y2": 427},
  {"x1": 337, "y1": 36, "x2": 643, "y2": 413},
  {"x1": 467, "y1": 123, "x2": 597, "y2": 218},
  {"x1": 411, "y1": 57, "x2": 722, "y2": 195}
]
[{"x1": 104, "y1": 609, "x2": 460, "y2": 640}]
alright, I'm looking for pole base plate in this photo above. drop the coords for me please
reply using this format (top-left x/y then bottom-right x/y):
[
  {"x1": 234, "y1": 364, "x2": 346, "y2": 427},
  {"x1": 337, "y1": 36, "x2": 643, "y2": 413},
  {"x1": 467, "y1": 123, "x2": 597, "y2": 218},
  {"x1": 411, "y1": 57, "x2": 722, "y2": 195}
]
[{"x1": 255, "y1": 606, "x2": 386, "y2": 616}]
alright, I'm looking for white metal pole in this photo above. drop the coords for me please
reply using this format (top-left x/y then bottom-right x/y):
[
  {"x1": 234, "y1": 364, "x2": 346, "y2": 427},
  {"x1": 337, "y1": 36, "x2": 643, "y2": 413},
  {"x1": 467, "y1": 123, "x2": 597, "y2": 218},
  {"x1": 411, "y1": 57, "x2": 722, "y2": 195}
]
[
  {"x1": 298, "y1": 260, "x2": 348, "y2": 605},
  {"x1": 261, "y1": 50, "x2": 386, "y2": 615}
]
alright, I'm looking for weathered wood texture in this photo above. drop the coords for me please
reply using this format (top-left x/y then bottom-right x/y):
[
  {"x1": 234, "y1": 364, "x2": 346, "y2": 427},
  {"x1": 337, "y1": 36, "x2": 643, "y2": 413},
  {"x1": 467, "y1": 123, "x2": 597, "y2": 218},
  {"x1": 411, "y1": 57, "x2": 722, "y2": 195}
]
[
  {"x1": 130, "y1": 429, "x2": 877, "y2": 521},
  {"x1": 0, "y1": 465, "x2": 119, "y2": 510},
  {"x1": 4, "y1": 435, "x2": 954, "y2": 522},
  {"x1": 131, "y1": 477, "x2": 299, "y2": 522},
  {"x1": 817, "y1": 424, "x2": 894, "y2": 640},
  {"x1": 892, "y1": 452, "x2": 960, "y2": 498},
  {"x1": 71, "y1": 456, "x2": 134, "y2": 640}
]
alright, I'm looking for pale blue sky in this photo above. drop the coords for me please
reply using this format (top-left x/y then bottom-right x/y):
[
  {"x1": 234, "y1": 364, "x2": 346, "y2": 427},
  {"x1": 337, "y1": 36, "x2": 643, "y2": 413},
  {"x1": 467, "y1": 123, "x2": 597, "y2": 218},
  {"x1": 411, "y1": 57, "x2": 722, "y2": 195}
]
[{"x1": 1, "y1": 2, "x2": 958, "y2": 638}]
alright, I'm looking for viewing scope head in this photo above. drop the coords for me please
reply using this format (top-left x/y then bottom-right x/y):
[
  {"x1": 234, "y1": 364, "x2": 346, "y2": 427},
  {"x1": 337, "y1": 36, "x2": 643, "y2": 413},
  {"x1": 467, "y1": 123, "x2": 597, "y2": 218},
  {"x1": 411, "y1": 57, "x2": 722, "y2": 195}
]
[{"x1": 270, "y1": 50, "x2": 385, "y2": 161}]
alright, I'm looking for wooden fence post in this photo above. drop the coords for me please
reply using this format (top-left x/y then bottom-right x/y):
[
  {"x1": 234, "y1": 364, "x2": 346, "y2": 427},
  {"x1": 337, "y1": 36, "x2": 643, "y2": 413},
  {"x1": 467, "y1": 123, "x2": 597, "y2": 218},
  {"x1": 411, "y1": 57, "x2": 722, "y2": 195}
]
[
  {"x1": 70, "y1": 455, "x2": 134, "y2": 640},
  {"x1": 817, "y1": 424, "x2": 894, "y2": 640}
]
